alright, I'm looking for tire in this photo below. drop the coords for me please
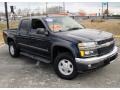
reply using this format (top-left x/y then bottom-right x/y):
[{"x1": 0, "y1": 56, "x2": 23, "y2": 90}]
[
  {"x1": 54, "y1": 52, "x2": 78, "y2": 80},
  {"x1": 9, "y1": 41, "x2": 20, "y2": 57}
]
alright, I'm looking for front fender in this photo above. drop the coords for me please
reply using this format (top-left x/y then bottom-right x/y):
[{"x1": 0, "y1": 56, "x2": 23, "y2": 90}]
[{"x1": 50, "y1": 41, "x2": 79, "y2": 61}]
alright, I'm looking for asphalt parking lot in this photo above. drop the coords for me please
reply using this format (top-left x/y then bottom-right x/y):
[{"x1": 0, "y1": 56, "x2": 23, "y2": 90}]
[{"x1": 0, "y1": 45, "x2": 120, "y2": 88}]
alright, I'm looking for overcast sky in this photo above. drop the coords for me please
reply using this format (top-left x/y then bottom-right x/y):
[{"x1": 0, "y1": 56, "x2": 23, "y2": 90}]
[{"x1": 0, "y1": 2, "x2": 120, "y2": 14}]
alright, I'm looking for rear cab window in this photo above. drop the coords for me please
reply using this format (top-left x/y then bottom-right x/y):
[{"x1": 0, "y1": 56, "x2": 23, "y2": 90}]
[{"x1": 19, "y1": 19, "x2": 30, "y2": 34}]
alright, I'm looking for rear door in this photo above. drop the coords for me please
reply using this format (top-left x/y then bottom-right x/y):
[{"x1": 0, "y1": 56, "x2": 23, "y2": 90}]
[{"x1": 16, "y1": 19, "x2": 31, "y2": 52}]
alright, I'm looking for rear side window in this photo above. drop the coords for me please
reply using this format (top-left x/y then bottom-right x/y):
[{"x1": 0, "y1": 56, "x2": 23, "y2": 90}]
[{"x1": 19, "y1": 19, "x2": 30, "y2": 34}]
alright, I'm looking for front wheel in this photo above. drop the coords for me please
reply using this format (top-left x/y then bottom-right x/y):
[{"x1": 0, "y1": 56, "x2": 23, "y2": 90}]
[
  {"x1": 9, "y1": 42, "x2": 20, "y2": 57},
  {"x1": 54, "y1": 52, "x2": 78, "y2": 80}
]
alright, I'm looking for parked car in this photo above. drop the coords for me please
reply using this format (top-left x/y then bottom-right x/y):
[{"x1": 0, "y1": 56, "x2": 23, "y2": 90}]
[{"x1": 3, "y1": 16, "x2": 118, "y2": 79}]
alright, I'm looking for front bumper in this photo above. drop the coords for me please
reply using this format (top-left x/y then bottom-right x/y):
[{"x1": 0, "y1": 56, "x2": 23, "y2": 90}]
[{"x1": 75, "y1": 46, "x2": 118, "y2": 71}]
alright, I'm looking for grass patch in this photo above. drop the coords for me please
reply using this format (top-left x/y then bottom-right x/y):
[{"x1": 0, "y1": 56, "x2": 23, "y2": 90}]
[
  {"x1": 114, "y1": 35, "x2": 120, "y2": 38},
  {"x1": 90, "y1": 19, "x2": 105, "y2": 23},
  {"x1": 0, "y1": 21, "x2": 19, "y2": 31},
  {"x1": 81, "y1": 19, "x2": 120, "y2": 35},
  {"x1": 0, "y1": 23, "x2": 6, "y2": 31},
  {"x1": 0, "y1": 21, "x2": 19, "y2": 45},
  {"x1": 0, "y1": 31, "x2": 3, "y2": 44},
  {"x1": 115, "y1": 38, "x2": 120, "y2": 47}
]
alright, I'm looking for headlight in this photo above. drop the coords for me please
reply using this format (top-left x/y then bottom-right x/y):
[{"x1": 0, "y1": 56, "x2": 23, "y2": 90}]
[
  {"x1": 78, "y1": 42, "x2": 97, "y2": 50},
  {"x1": 78, "y1": 42, "x2": 98, "y2": 57}
]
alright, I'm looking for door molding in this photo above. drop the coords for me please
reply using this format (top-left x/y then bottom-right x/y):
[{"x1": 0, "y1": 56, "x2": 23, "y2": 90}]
[{"x1": 18, "y1": 43, "x2": 48, "y2": 52}]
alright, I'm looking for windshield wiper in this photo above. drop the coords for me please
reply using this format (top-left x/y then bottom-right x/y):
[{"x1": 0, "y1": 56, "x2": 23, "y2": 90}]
[
  {"x1": 54, "y1": 30, "x2": 64, "y2": 32},
  {"x1": 67, "y1": 27, "x2": 82, "y2": 31},
  {"x1": 55, "y1": 27, "x2": 83, "y2": 32}
]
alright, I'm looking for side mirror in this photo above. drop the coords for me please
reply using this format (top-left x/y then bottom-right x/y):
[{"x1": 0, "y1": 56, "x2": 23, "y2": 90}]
[{"x1": 36, "y1": 28, "x2": 48, "y2": 35}]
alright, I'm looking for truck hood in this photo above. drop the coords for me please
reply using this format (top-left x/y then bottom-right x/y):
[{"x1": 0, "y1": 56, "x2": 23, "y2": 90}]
[{"x1": 55, "y1": 29, "x2": 113, "y2": 42}]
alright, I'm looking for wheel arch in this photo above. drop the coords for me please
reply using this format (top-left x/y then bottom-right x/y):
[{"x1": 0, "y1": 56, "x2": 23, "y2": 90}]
[
  {"x1": 7, "y1": 37, "x2": 15, "y2": 44},
  {"x1": 51, "y1": 44, "x2": 76, "y2": 63}
]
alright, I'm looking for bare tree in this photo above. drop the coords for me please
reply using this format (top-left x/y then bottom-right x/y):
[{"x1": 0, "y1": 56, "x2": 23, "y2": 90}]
[{"x1": 103, "y1": 9, "x2": 109, "y2": 16}]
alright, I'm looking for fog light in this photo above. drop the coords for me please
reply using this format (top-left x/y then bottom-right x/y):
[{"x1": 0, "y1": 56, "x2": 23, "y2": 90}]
[
  {"x1": 88, "y1": 64, "x2": 91, "y2": 68},
  {"x1": 90, "y1": 51, "x2": 94, "y2": 54},
  {"x1": 85, "y1": 51, "x2": 90, "y2": 55}
]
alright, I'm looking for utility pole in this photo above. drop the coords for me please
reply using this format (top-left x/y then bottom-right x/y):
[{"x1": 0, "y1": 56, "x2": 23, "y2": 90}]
[
  {"x1": 46, "y1": 2, "x2": 48, "y2": 16},
  {"x1": 63, "y1": 2, "x2": 65, "y2": 13},
  {"x1": 4, "y1": 2, "x2": 9, "y2": 29},
  {"x1": 102, "y1": 2, "x2": 108, "y2": 18},
  {"x1": 107, "y1": 2, "x2": 109, "y2": 17},
  {"x1": 102, "y1": 2, "x2": 104, "y2": 18}
]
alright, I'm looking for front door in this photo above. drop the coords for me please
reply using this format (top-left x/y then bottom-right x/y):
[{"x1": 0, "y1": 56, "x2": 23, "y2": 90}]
[{"x1": 28, "y1": 19, "x2": 51, "y2": 59}]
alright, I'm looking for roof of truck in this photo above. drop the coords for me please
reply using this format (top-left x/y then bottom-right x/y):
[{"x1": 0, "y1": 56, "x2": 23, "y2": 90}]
[{"x1": 22, "y1": 15, "x2": 67, "y2": 20}]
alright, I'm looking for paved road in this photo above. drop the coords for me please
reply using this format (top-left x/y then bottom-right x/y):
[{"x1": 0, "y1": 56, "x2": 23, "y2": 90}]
[{"x1": 0, "y1": 45, "x2": 120, "y2": 88}]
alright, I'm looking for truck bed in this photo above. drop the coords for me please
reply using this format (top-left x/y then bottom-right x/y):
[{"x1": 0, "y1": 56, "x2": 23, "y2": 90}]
[
  {"x1": 3, "y1": 28, "x2": 18, "y2": 44},
  {"x1": 4, "y1": 28, "x2": 17, "y2": 34}
]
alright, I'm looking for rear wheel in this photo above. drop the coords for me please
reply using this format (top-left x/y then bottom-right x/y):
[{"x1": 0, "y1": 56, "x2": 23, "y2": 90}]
[
  {"x1": 9, "y1": 41, "x2": 20, "y2": 57},
  {"x1": 54, "y1": 52, "x2": 78, "y2": 80}
]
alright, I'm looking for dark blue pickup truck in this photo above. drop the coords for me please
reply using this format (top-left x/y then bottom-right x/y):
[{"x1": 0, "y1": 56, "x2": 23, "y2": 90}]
[{"x1": 3, "y1": 16, "x2": 118, "y2": 79}]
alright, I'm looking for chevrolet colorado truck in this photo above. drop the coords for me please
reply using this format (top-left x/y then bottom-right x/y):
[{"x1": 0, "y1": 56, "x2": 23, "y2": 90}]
[{"x1": 3, "y1": 16, "x2": 118, "y2": 80}]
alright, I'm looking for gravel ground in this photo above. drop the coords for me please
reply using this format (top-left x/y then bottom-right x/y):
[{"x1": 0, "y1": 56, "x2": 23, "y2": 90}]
[{"x1": 0, "y1": 44, "x2": 120, "y2": 88}]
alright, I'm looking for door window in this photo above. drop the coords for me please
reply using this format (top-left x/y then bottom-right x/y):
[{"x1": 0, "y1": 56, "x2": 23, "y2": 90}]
[{"x1": 31, "y1": 19, "x2": 45, "y2": 34}]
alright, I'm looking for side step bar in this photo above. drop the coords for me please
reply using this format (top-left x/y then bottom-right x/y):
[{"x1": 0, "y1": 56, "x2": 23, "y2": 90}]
[{"x1": 20, "y1": 52, "x2": 50, "y2": 64}]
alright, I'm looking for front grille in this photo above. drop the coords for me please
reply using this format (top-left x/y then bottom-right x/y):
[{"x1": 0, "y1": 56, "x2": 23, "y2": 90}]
[
  {"x1": 97, "y1": 38, "x2": 114, "y2": 45},
  {"x1": 98, "y1": 43, "x2": 114, "y2": 56},
  {"x1": 97, "y1": 38, "x2": 114, "y2": 56}
]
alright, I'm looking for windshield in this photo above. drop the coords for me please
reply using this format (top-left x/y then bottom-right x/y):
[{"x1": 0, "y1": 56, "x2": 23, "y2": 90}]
[{"x1": 44, "y1": 16, "x2": 84, "y2": 32}]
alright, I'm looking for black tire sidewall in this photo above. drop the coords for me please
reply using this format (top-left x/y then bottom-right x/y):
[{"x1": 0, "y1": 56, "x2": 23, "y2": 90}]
[{"x1": 54, "y1": 52, "x2": 78, "y2": 80}]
